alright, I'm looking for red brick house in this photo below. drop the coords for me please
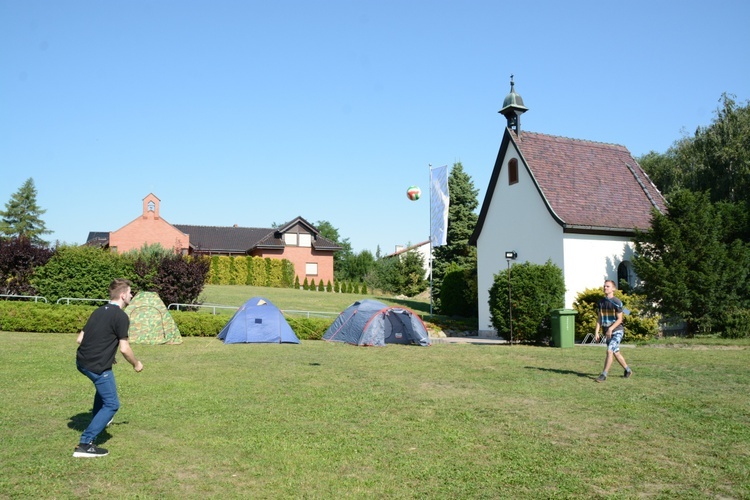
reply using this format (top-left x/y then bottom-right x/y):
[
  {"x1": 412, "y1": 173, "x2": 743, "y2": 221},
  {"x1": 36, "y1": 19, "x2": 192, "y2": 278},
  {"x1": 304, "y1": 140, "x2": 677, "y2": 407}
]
[{"x1": 86, "y1": 193, "x2": 340, "y2": 284}]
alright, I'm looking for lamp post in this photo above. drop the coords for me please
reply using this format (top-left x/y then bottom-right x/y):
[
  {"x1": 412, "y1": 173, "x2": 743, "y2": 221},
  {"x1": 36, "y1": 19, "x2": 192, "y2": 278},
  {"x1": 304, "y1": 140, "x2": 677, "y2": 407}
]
[{"x1": 505, "y1": 251, "x2": 517, "y2": 344}]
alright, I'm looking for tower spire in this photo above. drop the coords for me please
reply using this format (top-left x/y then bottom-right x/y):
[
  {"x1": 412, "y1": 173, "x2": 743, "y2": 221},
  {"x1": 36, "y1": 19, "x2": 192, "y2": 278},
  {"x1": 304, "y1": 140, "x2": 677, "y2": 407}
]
[{"x1": 499, "y1": 75, "x2": 528, "y2": 135}]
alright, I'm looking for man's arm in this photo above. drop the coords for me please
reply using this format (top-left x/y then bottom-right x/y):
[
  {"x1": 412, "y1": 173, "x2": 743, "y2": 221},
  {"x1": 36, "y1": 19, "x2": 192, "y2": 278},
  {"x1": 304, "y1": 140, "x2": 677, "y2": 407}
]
[
  {"x1": 119, "y1": 339, "x2": 144, "y2": 372},
  {"x1": 76, "y1": 330, "x2": 85, "y2": 344}
]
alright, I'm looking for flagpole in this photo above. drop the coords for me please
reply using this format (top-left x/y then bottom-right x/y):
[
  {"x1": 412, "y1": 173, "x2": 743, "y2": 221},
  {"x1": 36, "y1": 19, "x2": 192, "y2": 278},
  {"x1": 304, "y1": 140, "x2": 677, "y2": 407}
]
[{"x1": 428, "y1": 163, "x2": 433, "y2": 316}]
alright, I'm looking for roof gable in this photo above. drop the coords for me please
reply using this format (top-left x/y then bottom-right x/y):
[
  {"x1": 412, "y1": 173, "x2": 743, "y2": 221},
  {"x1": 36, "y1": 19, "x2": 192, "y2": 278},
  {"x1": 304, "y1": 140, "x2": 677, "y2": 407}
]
[
  {"x1": 275, "y1": 216, "x2": 319, "y2": 236},
  {"x1": 471, "y1": 129, "x2": 667, "y2": 243}
]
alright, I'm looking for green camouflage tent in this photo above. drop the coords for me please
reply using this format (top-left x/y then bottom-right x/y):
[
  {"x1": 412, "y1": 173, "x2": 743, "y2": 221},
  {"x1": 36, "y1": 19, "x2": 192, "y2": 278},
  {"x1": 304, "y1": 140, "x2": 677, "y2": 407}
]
[{"x1": 125, "y1": 291, "x2": 182, "y2": 345}]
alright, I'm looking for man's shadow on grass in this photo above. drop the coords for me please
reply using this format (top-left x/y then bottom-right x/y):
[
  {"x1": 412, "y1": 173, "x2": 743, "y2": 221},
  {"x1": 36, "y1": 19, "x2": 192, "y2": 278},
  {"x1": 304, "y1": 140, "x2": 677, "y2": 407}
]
[
  {"x1": 525, "y1": 366, "x2": 595, "y2": 380},
  {"x1": 68, "y1": 412, "x2": 128, "y2": 444}
]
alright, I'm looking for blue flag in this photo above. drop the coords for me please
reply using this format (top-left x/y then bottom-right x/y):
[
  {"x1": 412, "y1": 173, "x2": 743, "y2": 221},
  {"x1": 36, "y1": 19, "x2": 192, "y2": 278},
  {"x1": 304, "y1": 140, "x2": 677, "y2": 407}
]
[{"x1": 430, "y1": 165, "x2": 449, "y2": 247}]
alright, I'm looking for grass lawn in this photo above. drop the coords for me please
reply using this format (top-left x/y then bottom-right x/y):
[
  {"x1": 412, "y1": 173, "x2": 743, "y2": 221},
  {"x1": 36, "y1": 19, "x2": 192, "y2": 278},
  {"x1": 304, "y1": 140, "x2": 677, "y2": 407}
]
[
  {"x1": 199, "y1": 285, "x2": 432, "y2": 316},
  {"x1": 1, "y1": 333, "x2": 748, "y2": 498}
]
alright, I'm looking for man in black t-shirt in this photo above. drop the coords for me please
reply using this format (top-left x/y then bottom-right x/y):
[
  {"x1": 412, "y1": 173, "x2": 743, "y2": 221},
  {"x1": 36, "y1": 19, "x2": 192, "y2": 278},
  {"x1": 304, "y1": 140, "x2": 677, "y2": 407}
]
[{"x1": 73, "y1": 279, "x2": 143, "y2": 457}]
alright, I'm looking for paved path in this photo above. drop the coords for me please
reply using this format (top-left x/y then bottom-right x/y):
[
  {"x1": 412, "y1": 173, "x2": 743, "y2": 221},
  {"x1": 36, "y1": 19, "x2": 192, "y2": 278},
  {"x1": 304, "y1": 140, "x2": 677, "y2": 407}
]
[
  {"x1": 430, "y1": 336, "x2": 635, "y2": 347},
  {"x1": 430, "y1": 336, "x2": 507, "y2": 345}
]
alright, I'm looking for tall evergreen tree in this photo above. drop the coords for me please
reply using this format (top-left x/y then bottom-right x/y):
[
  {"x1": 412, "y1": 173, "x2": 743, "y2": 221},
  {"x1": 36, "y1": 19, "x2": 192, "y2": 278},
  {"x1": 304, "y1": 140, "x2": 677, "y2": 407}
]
[
  {"x1": 635, "y1": 94, "x2": 750, "y2": 335},
  {"x1": 0, "y1": 178, "x2": 51, "y2": 245},
  {"x1": 633, "y1": 190, "x2": 750, "y2": 335},
  {"x1": 431, "y1": 162, "x2": 479, "y2": 310}
]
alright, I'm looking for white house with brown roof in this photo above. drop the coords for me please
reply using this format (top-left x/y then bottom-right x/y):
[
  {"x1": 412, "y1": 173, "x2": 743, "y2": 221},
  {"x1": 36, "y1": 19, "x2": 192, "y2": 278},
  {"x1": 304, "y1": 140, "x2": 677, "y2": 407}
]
[
  {"x1": 385, "y1": 240, "x2": 431, "y2": 278},
  {"x1": 469, "y1": 79, "x2": 667, "y2": 335},
  {"x1": 86, "y1": 193, "x2": 341, "y2": 285}
]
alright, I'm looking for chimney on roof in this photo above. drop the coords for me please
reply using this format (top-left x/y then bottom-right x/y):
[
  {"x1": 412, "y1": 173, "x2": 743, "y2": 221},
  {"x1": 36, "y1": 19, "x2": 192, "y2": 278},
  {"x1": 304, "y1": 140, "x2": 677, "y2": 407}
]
[{"x1": 498, "y1": 75, "x2": 528, "y2": 136}]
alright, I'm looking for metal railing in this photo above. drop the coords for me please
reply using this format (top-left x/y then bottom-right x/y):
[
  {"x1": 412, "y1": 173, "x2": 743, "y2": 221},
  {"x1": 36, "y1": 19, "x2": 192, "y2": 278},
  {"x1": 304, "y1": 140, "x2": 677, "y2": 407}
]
[
  {"x1": 168, "y1": 303, "x2": 239, "y2": 314},
  {"x1": 282, "y1": 309, "x2": 339, "y2": 318},
  {"x1": 56, "y1": 298, "x2": 109, "y2": 305},
  {"x1": 167, "y1": 303, "x2": 339, "y2": 318},
  {"x1": 0, "y1": 294, "x2": 48, "y2": 303}
]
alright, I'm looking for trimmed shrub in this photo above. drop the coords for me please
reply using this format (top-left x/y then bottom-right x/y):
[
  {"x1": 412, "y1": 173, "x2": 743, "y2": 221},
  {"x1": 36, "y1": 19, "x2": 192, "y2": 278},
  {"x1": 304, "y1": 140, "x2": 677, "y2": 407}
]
[
  {"x1": 488, "y1": 260, "x2": 565, "y2": 343},
  {"x1": 302, "y1": 277, "x2": 309, "y2": 290},
  {"x1": 213, "y1": 256, "x2": 232, "y2": 285},
  {"x1": 267, "y1": 258, "x2": 284, "y2": 288},
  {"x1": 440, "y1": 263, "x2": 477, "y2": 318},
  {"x1": 171, "y1": 311, "x2": 227, "y2": 337},
  {"x1": 0, "y1": 301, "x2": 335, "y2": 340},
  {"x1": 573, "y1": 287, "x2": 659, "y2": 341},
  {"x1": 209, "y1": 256, "x2": 221, "y2": 284},
  {"x1": 31, "y1": 245, "x2": 132, "y2": 302},
  {"x1": 318, "y1": 279, "x2": 325, "y2": 292},
  {"x1": 229, "y1": 256, "x2": 248, "y2": 285},
  {"x1": 245, "y1": 256, "x2": 254, "y2": 285},
  {"x1": 295, "y1": 276, "x2": 300, "y2": 289},
  {"x1": 326, "y1": 280, "x2": 332, "y2": 293},
  {"x1": 249, "y1": 257, "x2": 266, "y2": 286},
  {"x1": 283, "y1": 316, "x2": 334, "y2": 340},
  {"x1": 309, "y1": 279, "x2": 316, "y2": 291},
  {"x1": 0, "y1": 301, "x2": 95, "y2": 333}
]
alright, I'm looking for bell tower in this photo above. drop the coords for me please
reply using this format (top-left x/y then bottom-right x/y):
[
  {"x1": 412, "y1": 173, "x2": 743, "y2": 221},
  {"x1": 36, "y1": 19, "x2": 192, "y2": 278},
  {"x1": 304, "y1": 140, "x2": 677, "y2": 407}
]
[
  {"x1": 142, "y1": 193, "x2": 160, "y2": 220},
  {"x1": 498, "y1": 75, "x2": 528, "y2": 135}
]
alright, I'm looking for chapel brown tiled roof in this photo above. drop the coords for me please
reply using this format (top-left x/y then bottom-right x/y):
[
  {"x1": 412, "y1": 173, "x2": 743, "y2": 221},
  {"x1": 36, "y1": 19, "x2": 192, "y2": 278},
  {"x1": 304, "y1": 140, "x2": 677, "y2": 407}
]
[
  {"x1": 472, "y1": 130, "x2": 667, "y2": 243},
  {"x1": 514, "y1": 131, "x2": 667, "y2": 230}
]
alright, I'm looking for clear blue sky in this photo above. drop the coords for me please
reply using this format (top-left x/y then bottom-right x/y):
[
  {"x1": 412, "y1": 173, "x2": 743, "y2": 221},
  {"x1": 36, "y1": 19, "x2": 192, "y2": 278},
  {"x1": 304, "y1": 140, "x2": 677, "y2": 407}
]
[{"x1": 2, "y1": 0, "x2": 748, "y2": 254}]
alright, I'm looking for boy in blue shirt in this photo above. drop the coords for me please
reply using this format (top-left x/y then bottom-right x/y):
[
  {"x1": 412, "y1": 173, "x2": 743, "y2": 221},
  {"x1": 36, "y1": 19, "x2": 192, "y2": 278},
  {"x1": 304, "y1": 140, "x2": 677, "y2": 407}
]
[{"x1": 594, "y1": 280, "x2": 633, "y2": 382}]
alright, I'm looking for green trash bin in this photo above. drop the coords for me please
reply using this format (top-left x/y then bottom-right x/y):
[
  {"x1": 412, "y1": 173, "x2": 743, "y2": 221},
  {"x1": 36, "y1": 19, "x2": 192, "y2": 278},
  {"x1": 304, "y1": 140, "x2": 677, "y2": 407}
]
[{"x1": 550, "y1": 309, "x2": 577, "y2": 348}]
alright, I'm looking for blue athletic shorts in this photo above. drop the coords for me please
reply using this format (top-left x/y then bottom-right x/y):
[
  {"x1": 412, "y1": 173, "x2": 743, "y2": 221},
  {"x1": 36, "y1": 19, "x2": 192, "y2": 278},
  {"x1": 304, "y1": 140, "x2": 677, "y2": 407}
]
[{"x1": 606, "y1": 328, "x2": 624, "y2": 353}]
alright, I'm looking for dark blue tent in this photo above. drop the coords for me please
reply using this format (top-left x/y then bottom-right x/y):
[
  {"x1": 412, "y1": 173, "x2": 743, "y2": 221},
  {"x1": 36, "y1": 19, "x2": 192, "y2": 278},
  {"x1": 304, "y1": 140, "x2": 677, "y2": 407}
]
[
  {"x1": 323, "y1": 299, "x2": 430, "y2": 346},
  {"x1": 218, "y1": 297, "x2": 300, "y2": 344}
]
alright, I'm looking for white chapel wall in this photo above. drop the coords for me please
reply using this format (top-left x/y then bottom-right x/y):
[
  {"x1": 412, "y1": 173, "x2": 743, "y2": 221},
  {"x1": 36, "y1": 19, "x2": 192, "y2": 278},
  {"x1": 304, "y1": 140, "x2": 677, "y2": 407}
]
[{"x1": 476, "y1": 146, "x2": 563, "y2": 334}]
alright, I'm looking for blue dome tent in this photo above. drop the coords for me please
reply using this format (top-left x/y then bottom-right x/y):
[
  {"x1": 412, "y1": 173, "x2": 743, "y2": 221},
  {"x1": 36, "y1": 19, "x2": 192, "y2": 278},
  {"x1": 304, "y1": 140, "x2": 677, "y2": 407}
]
[
  {"x1": 218, "y1": 297, "x2": 300, "y2": 344},
  {"x1": 323, "y1": 299, "x2": 430, "y2": 346}
]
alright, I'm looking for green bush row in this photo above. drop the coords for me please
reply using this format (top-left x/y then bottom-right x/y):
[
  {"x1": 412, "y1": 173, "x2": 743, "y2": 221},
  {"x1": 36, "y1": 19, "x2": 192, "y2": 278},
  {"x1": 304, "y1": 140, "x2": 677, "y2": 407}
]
[
  {"x1": 300, "y1": 278, "x2": 367, "y2": 294},
  {"x1": 0, "y1": 301, "x2": 334, "y2": 340},
  {"x1": 0, "y1": 301, "x2": 95, "y2": 333},
  {"x1": 26, "y1": 244, "x2": 210, "y2": 306},
  {"x1": 208, "y1": 256, "x2": 295, "y2": 287}
]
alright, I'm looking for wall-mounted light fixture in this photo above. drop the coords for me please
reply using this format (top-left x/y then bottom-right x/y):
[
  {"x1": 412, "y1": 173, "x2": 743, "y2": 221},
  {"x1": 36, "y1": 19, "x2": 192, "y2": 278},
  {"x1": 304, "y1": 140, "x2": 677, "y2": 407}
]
[{"x1": 505, "y1": 251, "x2": 517, "y2": 344}]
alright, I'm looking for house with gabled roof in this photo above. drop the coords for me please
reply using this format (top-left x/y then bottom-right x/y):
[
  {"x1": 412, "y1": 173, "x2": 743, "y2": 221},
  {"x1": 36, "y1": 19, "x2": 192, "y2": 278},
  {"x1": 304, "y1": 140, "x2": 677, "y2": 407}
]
[
  {"x1": 384, "y1": 240, "x2": 432, "y2": 279},
  {"x1": 86, "y1": 193, "x2": 341, "y2": 285},
  {"x1": 469, "y1": 78, "x2": 667, "y2": 335}
]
